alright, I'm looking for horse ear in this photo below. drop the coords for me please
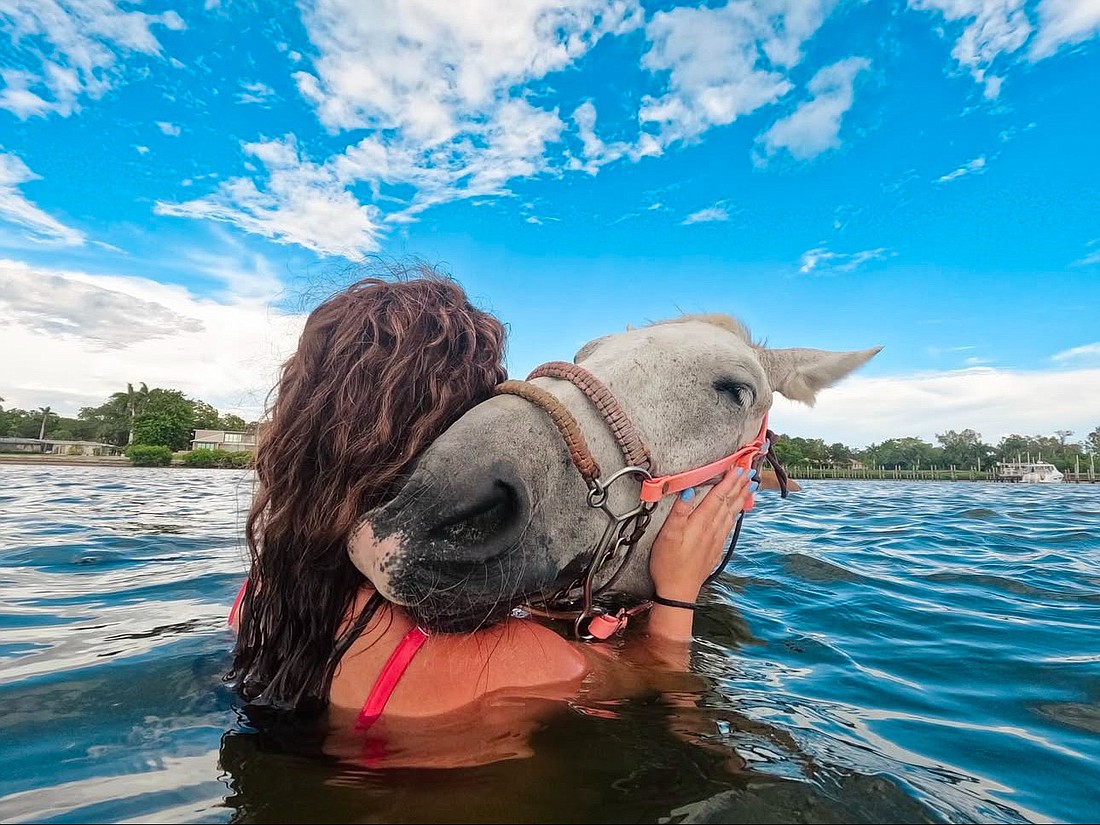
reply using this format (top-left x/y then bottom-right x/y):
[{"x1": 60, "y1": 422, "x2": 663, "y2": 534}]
[
  {"x1": 574, "y1": 335, "x2": 612, "y2": 364},
  {"x1": 757, "y1": 346, "x2": 882, "y2": 406}
]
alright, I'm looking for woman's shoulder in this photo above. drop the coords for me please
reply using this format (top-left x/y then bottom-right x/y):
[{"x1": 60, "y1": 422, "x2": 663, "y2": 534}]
[
  {"x1": 426, "y1": 618, "x2": 588, "y2": 691},
  {"x1": 329, "y1": 598, "x2": 587, "y2": 723}
]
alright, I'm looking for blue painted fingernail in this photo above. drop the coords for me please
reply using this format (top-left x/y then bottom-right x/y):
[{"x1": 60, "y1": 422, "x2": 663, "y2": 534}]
[
  {"x1": 748, "y1": 469, "x2": 757, "y2": 479},
  {"x1": 735, "y1": 467, "x2": 744, "y2": 477},
  {"x1": 680, "y1": 488, "x2": 695, "y2": 502},
  {"x1": 749, "y1": 481, "x2": 759, "y2": 492}
]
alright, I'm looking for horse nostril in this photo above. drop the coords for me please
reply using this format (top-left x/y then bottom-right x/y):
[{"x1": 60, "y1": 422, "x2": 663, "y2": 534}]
[{"x1": 426, "y1": 479, "x2": 523, "y2": 549}]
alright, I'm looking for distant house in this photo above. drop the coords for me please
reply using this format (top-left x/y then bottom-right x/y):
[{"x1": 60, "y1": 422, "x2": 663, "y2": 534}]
[
  {"x1": 0, "y1": 437, "x2": 121, "y2": 456},
  {"x1": 848, "y1": 458, "x2": 867, "y2": 470},
  {"x1": 191, "y1": 429, "x2": 259, "y2": 453}
]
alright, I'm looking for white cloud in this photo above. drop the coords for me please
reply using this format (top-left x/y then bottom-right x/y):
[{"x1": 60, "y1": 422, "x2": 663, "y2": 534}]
[
  {"x1": 294, "y1": 0, "x2": 640, "y2": 136},
  {"x1": 640, "y1": 0, "x2": 837, "y2": 148},
  {"x1": 236, "y1": 80, "x2": 277, "y2": 106},
  {"x1": 336, "y1": 97, "x2": 567, "y2": 220},
  {"x1": 773, "y1": 366, "x2": 1100, "y2": 447},
  {"x1": 682, "y1": 204, "x2": 730, "y2": 225},
  {"x1": 158, "y1": 0, "x2": 1095, "y2": 262},
  {"x1": 1074, "y1": 242, "x2": 1100, "y2": 266},
  {"x1": 909, "y1": 0, "x2": 1030, "y2": 97},
  {"x1": 156, "y1": 121, "x2": 181, "y2": 136},
  {"x1": 163, "y1": 1, "x2": 639, "y2": 257},
  {"x1": 155, "y1": 136, "x2": 384, "y2": 260},
  {"x1": 158, "y1": 1, "x2": 854, "y2": 259},
  {"x1": 162, "y1": 1, "x2": 861, "y2": 259},
  {"x1": 182, "y1": 231, "x2": 288, "y2": 303},
  {"x1": 756, "y1": 56, "x2": 870, "y2": 162},
  {"x1": 161, "y1": 98, "x2": 565, "y2": 257},
  {"x1": 0, "y1": 257, "x2": 304, "y2": 418},
  {"x1": 569, "y1": 100, "x2": 631, "y2": 173},
  {"x1": 911, "y1": 0, "x2": 1100, "y2": 96},
  {"x1": 1052, "y1": 342, "x2": 1100, "y2": 363},
  {"x1": 0, "y1": 259, "x2": 203, "y2": 348},
  {"x1": 0, "y1": 0, "x2": 185, "y2": 119},
  {"x1": 936, "y1": 155, "x2": 987, "y2": 183},
  {"x1": 134, "y1": 144, "x2": 150, "y2": 155},
  {"x1": 0, "y1": 152, "x2": 86, "y2": 245},
  {"x1": 926, "y1": 344, "x2": 976, "y2": 356},
  {"x1": 1031, "y1": 0, "x2": 1100, "y2": 58},
  {"x1": 799, "y1": 246, "x2": 890, "y2": 274}
]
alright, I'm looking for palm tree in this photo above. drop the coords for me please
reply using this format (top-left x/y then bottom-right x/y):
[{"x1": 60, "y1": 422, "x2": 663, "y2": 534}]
[
  {"x1": 37, "y1": 406, "x2": 52, "y2": 440},
  {"x1": 120, "y1": 382, "x2": 148, "y2": 445}
]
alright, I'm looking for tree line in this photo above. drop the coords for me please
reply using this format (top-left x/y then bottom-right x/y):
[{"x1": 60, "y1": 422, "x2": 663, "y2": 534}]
[
  {"x1": 3, "y1": 387, "x2": 1098, "y2": 472},
  {"x1": 773, "y1": 427, "x2": 1100, "y2": 473},
  {"x1": 0, "y1": 383, "x2": 255, "y2": 452}
]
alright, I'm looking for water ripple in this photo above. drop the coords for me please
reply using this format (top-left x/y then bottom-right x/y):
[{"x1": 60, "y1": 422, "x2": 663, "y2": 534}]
[{"x1": 0, "y1": 470, "x2": 1097, "y2": 823}]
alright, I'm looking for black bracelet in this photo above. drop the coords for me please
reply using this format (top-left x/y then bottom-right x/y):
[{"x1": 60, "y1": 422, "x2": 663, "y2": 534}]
[{"x1": 652, "y1": 594, "x2": 698, "y2": 611}]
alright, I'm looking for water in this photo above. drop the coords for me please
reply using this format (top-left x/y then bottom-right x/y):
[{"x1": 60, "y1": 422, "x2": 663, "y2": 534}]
[{"x1": 0, "y1": 466, "x2": 1097, "y2": 823}]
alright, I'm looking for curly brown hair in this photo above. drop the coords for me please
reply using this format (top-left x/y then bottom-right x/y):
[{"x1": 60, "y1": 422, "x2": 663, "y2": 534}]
[{"x1": 228, "y1": 267, "x2": 507, "y2": 711}]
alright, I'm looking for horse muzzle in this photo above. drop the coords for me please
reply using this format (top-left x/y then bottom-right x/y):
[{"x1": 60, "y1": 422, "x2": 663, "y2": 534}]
[{"x1": 352, "y1": 456, "x2": 560, "y2": 632}]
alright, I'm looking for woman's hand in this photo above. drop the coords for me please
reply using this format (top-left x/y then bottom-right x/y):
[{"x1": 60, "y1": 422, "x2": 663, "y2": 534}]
[{"x1": 646, "y1": 467, "x2": 755, "y2": 643}]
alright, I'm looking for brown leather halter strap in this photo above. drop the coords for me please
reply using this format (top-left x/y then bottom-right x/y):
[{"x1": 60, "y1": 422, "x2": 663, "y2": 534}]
[
  {"x1": 495, "y1": 361, "x2": 653, "y2": 486},
  {"x1": 528, "y1": 362, "x2": 652, "y2": 472},
  {"x1": 493, "y1": 379, "x2": 602, "y2": 486}
]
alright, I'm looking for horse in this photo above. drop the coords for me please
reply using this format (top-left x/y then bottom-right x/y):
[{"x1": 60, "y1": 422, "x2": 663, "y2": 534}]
[{"x1": 350, "y1": 314, "x2": 880, "y2": 633}]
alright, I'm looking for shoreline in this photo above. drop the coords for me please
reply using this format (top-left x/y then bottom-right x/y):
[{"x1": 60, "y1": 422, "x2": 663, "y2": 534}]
[
  {"x1": 0, "y1": 455, "x2": 249, "y2": 469},
  {"x1": 2, "y1": 455, "x2": 1095, "y2": 483},
  {"x1": 0, "y1": 455, "x2": 133, "y2": 468},
  {"x1": 788, "y1": 467, "x2": 1099, "y2": 484}
]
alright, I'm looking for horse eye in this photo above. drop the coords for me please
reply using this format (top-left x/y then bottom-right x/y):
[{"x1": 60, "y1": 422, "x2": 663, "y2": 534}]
[{"x1": 713, "y1": 378, "x2": 753, "y2": 406}]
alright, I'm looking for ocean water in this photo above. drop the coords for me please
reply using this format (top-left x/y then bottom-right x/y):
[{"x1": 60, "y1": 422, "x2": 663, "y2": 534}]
[{"x1": 0, "y1": 465, "x2": 1097, "y2": 823}]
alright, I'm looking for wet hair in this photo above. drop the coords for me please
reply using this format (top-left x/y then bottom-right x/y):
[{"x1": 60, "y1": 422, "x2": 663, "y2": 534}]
[{"x1": 227, "y1": 267, "x2": 507, "y2": 712}]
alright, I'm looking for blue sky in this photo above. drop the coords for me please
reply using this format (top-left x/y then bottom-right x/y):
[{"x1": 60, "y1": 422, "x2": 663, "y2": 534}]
[{"x1": 1, "y1": 0, "x2": 1098, "y2": 446}]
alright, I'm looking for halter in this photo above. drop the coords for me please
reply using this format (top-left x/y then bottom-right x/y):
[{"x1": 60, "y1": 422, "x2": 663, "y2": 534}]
[{"x1": 495, "y1": 361, "x2": 789, "y2": 640}]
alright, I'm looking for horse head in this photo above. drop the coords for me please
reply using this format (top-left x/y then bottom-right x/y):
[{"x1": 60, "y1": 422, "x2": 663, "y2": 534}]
[{"x1": 351, "y1": 315, "x2": 880, "y2": 632}]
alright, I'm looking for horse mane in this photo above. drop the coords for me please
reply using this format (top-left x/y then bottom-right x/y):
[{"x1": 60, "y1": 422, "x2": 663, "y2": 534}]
[
  {"x1": 577, "y1": 314, "x2": 759, "y2": 367},
  {"x1": 650, "y1": 313, "x2": 754, "y2": 344}
]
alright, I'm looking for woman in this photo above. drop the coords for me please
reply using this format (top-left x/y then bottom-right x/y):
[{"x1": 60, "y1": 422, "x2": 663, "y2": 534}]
[{"x1": 227, "y1": 268, "x2": 754, "y2": 733}]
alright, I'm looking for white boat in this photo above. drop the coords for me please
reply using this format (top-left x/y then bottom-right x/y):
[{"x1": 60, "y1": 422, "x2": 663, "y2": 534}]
[{"x1": 996, "y1": 461, "x2": 1064, "y2": 483}]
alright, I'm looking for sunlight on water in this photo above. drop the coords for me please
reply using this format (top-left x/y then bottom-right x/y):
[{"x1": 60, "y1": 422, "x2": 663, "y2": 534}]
[{"x1": 0, "y1": 467, "x2": 1097, "y2": 823}]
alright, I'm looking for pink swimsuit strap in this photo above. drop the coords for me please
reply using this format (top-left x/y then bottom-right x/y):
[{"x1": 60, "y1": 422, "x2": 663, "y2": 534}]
[
  {"x1": 228, "y1": 579, "x2": 248, "y2": 627},
  {"x1": 228, "y1": 577, "x2": 428, "y2": 731},
  {"x1": 355, "y1": 625, "x2": 430, "y2": 731}
]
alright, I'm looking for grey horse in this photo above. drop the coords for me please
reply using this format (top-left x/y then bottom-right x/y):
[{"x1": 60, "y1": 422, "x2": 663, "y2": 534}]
[{"x1": 351, "y1": 315, "x2": 880, "y2": 632}]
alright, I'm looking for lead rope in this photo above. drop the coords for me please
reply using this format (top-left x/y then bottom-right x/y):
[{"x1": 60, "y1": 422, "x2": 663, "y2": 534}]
[
  {"x1": 764, "y1": 429, "x2": 791, "y2": 499},
  {"x1": 702, "y1": 430, "x2": 788, "y2": 587}
]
